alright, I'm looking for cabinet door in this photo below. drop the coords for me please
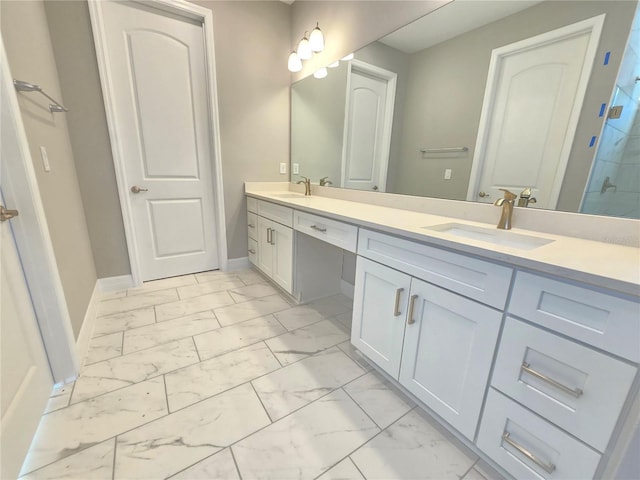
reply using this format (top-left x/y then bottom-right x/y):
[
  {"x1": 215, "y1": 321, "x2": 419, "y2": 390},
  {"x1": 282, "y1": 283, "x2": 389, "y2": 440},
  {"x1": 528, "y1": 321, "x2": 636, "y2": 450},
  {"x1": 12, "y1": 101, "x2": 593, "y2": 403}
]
[
  {"x1": 399, "y1": 278, "x2": 502, "y2": 439},
  {"x1": 257, "y1": 216, "x2": 273, "y2": 277},
  {"x1": 271, "y1": 222, "x2": 293, "y2": 294},
  {"x1": 351, "y1": 257, "x2": 411, "y2": 378}
]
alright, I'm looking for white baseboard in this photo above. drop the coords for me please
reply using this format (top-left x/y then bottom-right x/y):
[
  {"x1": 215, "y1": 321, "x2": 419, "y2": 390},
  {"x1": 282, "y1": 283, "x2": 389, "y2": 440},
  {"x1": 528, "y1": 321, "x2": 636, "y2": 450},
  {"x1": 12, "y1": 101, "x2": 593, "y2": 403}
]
[
  {"x1": 75, "y1": 281, "x2": 101, "y2": 370},
  {"x1": 226, "y1": 256, "x2": 250, "y2": 271},
  {"x1": 97, "y1": 274, "x2": 134, "y2": 292},
  {"x1": 340, "y1": 280, "x2": 355, "y2": 300}
]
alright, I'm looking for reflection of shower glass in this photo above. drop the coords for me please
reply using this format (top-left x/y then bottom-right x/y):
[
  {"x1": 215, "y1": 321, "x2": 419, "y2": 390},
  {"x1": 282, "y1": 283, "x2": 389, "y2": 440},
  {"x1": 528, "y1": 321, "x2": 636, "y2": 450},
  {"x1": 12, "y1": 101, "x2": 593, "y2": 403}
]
[{"x1": 581, "y1": 5, "x2": 640, "y2": 219}]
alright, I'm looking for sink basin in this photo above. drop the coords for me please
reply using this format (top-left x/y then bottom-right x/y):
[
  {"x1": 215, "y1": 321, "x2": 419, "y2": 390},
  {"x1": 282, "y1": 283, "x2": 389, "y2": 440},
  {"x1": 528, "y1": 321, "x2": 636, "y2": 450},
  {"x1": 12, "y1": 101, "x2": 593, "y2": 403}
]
[
  {"x1": 424, "y1": 223, "x2": 554, "y2": 250},
  {"x1": 271, "y1": 193, "x2": 307, "y2": 199}
]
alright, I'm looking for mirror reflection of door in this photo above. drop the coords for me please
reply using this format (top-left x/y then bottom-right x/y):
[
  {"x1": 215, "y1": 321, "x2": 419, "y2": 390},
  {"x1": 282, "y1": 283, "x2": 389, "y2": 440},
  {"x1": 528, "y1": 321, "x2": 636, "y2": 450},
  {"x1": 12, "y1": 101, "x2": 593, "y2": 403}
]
[
  {"x1": 468, "y1": 15, "x2": 604, "y2": 208},
  {"x1": 341, "y1": 61, "x2": 397, "y2": 191}
]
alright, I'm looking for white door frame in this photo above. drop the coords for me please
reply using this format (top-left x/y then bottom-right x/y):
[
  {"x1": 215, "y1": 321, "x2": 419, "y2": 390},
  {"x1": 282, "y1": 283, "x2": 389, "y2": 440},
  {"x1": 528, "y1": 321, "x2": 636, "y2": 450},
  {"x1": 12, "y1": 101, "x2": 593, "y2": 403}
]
[
  {"x1": 341, "y1": 59, "x2": 397, "y2": 192},
  {"x1": 89, "y1": 0, "x2": 228, "y2": 286},
  {"x1": 466, "y1": 15, "x2": 605, "y2": 205},
  {"x1": 1, "y1": 38, "x2": 79, "y2": 383}
]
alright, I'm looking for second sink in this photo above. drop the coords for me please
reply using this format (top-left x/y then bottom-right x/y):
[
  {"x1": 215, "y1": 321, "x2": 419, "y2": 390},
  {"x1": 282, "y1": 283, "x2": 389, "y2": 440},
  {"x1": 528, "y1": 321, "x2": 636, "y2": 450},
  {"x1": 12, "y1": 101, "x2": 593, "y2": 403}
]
[{"x1": 424, "y1": 223, "x2": 554, "y2": 250}]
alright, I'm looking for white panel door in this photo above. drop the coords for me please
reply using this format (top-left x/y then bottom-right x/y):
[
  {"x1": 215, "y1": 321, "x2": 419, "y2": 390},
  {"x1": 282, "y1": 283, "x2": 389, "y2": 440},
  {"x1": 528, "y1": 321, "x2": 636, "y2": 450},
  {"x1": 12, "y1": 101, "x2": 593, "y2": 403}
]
[
  {"x1": 1, "y1": 206, "x2": 53, "y2": 480},
  {"x1": 100, "y1": 1, "x2": 219, "y2": 280},
  {"x1": 351, "y1": 257, "x2": 411, "y2": 378},
  {"x1": 470, "y1": 17, "x2": 603, "y2": 208},
  {"x1": 399, "y1": 279, "x2": 502, "y2": 439},
  {"x1": 342, "y1": 69, "x2": 390, "y2": 192}
]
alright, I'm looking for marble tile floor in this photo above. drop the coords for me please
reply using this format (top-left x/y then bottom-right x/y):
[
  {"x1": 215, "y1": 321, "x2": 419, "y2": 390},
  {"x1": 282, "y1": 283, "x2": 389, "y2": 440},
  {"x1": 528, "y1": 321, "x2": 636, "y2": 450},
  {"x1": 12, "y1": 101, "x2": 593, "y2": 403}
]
[{"x1": 21, "y1": 268, "x2": 500, "y2": 480}]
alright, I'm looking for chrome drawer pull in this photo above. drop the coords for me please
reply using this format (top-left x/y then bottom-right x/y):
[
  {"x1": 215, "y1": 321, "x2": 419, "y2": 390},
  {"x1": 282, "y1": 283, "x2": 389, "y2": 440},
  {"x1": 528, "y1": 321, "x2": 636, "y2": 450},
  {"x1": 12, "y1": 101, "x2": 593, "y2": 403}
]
[
  {"x1": 502, "y1": 432, "x2": 556, "y2": 474},
  {"x1": 310, "y1": 224, "x2": 327, "y2": 233},
  {"x1": 393, "y1": 288, "x2": 404, "y2": 316},
  {"x1": 248, "y1": 223, "x2": 255, "y2": 228},
  {"x1": 407, "y1": 294, "x2": 418, "y2": 325},
  {"x1": 270, "y1": 229, "x2": 276, "y2": 245},
  {"x1": 521, "y1": 362, "x2": 583, "y2": 398},
  {"x1": 248, "y1": 249, "x2": 256, "y2": 254}
]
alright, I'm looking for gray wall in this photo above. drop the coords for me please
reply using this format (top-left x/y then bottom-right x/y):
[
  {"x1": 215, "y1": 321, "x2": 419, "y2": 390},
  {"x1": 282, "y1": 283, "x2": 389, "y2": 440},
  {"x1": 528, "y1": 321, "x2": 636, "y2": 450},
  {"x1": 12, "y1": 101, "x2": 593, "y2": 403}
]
[
  {"x1": 394, "y1": 1, "x2": 636, "y2": 206},
  {"x1": 291, "y1": 62, "x2": 348, "y2": 184},
  {"x1": 1, "y1": 0, "x2": 97, "y2": 338},
  {"x1": 44, "y1": 1, "x2": 130, "y2": 278}
]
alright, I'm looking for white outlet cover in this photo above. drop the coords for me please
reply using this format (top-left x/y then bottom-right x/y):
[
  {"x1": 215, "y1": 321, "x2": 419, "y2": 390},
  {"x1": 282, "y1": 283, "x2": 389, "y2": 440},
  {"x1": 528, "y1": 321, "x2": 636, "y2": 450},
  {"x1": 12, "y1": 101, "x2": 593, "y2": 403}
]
[
  {"x1": 444, "y1": 168, "x2": 452, "y2": 180},
  {"x1": 279, "y1": 162, "x2": 287, "y2": 174},
  {"x1": 293, "y1": 163, "x2": 299, "y2": 175}
]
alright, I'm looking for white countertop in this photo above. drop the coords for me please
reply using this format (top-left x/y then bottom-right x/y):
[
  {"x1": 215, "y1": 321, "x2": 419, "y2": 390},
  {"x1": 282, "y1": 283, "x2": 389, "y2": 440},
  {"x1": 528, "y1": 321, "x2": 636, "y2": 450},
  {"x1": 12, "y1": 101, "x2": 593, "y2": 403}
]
[{"x1": 245, "y1": 186, "x2": 640, "y2": 297}]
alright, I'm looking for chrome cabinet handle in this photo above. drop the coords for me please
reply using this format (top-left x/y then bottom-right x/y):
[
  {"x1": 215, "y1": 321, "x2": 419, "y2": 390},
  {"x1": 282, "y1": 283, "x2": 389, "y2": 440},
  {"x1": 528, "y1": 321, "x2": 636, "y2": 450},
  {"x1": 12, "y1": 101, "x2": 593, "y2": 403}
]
[
  {"x1": 248, "y1": 249, "x2": 256, "y2": 254},
  {"x1": 407, "y1": 294, "x2": 418, "y2": 325},
  {"x1": 478, "y1": 191, "x2": 490, "y2": 198},
  {"x1": 310, "y1": 224, "x2": 327, "y2": 233},
  {"x1": 130, "y1": 186, "x2": 148, "y2": 193},
  {"x1": 502, "y1": 432, "x2": 556, "y2": 474},
  {"x1": 270, "y1": 229, "x2": 276, "y2": 245},
  {"x1": 393, "y1": 288, "x2": 404, "y2": 316},
  {"x1": 521, "y1": 362, "x2": 583, "y2": 398},
  {"x1": 248, "y1": 223, "x2": 255, "y2": 228},
  {"x1": 266, "y1": 227, "x2": 272, "y2": 244}
]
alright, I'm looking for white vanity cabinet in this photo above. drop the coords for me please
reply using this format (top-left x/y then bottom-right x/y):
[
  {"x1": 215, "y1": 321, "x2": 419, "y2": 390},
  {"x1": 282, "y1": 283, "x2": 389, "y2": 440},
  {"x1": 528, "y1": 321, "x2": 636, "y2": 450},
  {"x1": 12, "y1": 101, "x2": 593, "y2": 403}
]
[
  {"x1": 352, "y1": 229, "x2": 511, "y2": 440},
  {"x1": 247, "y1": 199, "x2": 293, "y2": 294},
  {"x1": 477, "y1": 271, "x2": 639, "y2": 479}
]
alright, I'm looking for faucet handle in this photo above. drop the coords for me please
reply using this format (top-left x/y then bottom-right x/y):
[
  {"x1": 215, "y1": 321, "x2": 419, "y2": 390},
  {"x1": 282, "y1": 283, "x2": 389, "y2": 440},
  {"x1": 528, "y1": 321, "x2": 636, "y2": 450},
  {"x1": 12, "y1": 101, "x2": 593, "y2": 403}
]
[
  {"x1": 499, "y1": 188, "x2": 517, "y2": 200},
  {"x1": 520, "y1": 187, "x2": 534, "y2": 198}
]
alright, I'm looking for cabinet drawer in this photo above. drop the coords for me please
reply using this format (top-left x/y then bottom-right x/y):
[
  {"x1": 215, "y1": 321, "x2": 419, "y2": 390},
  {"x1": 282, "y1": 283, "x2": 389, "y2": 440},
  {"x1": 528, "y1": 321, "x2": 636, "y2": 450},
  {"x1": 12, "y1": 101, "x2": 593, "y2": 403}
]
[
  {"x1": 509, "y1": 271, "x2": 640, "y2": 362},
  {"x1": 478, "y1": 389, "x2": 601, "y2": 480},
  {"x1": 248, "y1": 237, "x2": 257, "y2": 265},
  {"x1": 247, "y1": 196, "x2": 258, "y2": 214},
  {"x1": 258, "y1": 200, "x2": 293, "y2": 227},
  {"x1": 294, "y1": 211, "x2": 358, "y2": 253},
  {"x1": 247, "y1": 212, "x2": 257, "y2": 241},
  {"x1": 492, "y1": 318, "x2": 636, "y2": 452},
  {"x1": 358, "y1": 229, "x2": 513, "y2": 308}
]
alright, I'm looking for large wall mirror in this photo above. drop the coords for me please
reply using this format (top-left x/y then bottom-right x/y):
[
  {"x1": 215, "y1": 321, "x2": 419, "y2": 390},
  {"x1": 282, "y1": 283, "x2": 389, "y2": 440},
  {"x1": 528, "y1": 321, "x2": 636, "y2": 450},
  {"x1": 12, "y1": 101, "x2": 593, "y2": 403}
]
[{"x1": 291, "y1": 0, "x2": 640, "y2": 219}]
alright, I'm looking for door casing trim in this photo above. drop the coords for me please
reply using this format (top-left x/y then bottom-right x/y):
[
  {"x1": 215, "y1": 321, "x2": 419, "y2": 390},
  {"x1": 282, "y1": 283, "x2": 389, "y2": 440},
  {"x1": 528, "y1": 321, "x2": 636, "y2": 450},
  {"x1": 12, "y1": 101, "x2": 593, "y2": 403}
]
[{"x1": 89, "y1": 0, "x2": 228, "y2": 286}]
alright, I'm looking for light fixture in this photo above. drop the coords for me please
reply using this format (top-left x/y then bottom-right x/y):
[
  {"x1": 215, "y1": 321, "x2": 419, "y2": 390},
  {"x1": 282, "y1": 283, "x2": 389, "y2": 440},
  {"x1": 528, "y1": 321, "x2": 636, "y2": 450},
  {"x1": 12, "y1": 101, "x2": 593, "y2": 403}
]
[
  {"x1": 287, "y1": 23, "x2": 326, "y2": 72},
  {"x1": 287, "y1": 51, "x2": 302, "y2": 72},
  {"x1": 313, "y1": 67, "x2": 328, "y2": 79},
  {"x1": 328, "y1": 61, "x2": 340, "y2": 68},
  {"x1": 341, "y1": 53, "x2": 354, "y2": 61},
  {"x1": 297, "y1": 33, "x2": 312, "y2": 60},
  {"x1": 309, "y1": 22, "x2": 324, "y2": 53}
]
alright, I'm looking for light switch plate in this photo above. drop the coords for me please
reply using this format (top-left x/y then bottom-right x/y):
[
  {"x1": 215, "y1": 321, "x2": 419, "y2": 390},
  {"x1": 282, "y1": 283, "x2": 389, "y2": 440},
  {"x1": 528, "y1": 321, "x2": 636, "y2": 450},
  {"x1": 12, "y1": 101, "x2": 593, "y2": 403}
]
[
  {"x1": 444, "y1": 168, "x2": 452, "y2": 180},
  {"x1": 279, "y1": 162, "x2": 287, "y2": 174},
  {"x1": 293, "y1": 163, "x2": 299, "y2": 175},
  {"x1": 40, "y1": 146, "x2": 51, "y2": 172}
]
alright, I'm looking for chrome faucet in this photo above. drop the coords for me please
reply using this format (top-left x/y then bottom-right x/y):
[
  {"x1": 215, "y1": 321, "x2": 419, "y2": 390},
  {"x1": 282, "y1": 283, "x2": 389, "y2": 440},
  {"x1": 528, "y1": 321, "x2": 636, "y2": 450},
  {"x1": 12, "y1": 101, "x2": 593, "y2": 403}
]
[
  {"x1": 518, "y1": 187, "x2": 537, "y2": 207},
  {"x1": 319, "y1": 176, "x2": 333, "y2": 187},
  {"x1": 297, "y1": 176, "x2": 311, "y2": 196},
  {"x1": 494, "y1": 188, "x2": 517, "y2": 230}
]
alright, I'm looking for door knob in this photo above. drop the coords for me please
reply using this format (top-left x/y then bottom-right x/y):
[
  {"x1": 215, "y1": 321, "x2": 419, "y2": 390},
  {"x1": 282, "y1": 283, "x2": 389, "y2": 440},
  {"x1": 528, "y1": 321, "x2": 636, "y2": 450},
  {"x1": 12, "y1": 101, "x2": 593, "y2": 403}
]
[
  {"x1": 130, "y1": 186, "x2": 148, "y2": 194},
  {"x1": 0, "y1": 205, "x2": 19, "y2": 222},
  {"x1": 478, "y1": 191, "x2": 490, "y2": 198}
]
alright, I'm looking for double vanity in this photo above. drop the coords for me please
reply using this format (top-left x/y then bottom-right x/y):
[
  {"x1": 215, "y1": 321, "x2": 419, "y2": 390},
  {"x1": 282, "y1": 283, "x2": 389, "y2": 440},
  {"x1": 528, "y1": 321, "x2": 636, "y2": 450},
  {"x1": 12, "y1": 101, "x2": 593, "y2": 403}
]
[{"x1": 245, "y1": 183, "x2": 639, "y2": 480}]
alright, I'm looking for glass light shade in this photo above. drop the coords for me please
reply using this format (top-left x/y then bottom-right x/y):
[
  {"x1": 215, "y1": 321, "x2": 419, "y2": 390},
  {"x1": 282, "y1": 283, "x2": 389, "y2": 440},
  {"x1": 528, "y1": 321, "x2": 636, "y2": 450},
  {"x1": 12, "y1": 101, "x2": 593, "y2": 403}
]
[
  {"x1": 309, "y1": 23, "x2": 324, "y2": 53},
  {"x1": 341, "y1": 53, "x2": 354, "y2": 61},
  {"x1": 328, "y1": 61, "x2": 340, "y2": 68},
  {"x1": 287, "y1": 51, "x2": 302, "y2": 72},
  {"x1": 313, "y1": 67, "x2": 328, "y2": 79},
  {"x1": 297, "y1": 35, "x2": 312, "y2": 60}
]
